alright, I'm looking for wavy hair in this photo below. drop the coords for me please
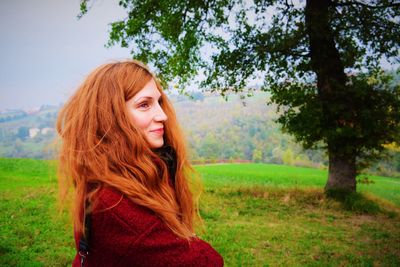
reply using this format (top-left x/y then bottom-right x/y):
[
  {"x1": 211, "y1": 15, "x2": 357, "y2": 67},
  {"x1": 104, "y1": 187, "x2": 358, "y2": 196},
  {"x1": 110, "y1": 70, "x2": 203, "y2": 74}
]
[{"x1": 57, "y1": 60, "x2": 199, "y2": 240}]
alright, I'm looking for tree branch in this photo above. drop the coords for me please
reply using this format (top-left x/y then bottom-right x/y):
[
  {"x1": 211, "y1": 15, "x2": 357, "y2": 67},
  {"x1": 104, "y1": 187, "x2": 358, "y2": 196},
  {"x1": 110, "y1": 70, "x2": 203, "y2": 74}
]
[
  {"x1": 198, "y1": 0, "x2": 211, "y2": 35},
  {"x1": 332, "y1": 0, "x2": 400, "y2": 9}
]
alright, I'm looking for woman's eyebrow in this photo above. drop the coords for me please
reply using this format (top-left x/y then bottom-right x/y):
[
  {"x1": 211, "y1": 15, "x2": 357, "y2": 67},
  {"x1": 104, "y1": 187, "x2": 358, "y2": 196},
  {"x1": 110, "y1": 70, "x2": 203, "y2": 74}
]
[
  {"x1": 134, "y1": 94, "x2": 162, "y2": 103},
  {"x1": 134, "y1": 96, "x2": 153, "y2": 103}
]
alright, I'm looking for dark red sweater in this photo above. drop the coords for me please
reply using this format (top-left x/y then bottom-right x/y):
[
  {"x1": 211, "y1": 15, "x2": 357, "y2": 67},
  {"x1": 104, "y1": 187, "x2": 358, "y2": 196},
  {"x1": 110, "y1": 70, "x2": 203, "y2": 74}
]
[{"x1": 72, "y1": 188, "x2": 224, "y2": 266}]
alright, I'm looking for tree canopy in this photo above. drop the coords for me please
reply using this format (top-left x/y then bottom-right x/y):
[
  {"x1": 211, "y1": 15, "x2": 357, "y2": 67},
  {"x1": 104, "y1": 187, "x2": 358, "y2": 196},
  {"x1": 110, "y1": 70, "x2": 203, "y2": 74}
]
[{"x1": 80, "y1": 0, "x2": 400, "y2": 194}]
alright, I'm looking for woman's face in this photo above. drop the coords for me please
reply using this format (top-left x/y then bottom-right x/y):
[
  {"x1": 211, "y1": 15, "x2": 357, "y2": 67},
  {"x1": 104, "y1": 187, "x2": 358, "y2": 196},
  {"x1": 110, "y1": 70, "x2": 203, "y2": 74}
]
[{"x1": 126, "y1": 79, "x2": 168, "y2": 148}]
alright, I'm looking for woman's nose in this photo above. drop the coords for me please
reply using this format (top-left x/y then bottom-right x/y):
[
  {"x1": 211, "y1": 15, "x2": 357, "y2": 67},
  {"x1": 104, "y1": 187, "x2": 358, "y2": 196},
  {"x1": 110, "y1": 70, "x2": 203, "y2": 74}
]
[{"x1": 154, "y1": 104, "x2": 167, "y2": 122}]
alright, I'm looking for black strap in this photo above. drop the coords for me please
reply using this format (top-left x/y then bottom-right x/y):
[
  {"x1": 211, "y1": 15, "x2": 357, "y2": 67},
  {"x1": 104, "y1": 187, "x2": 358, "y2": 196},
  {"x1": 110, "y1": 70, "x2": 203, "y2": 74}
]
[{"x1": 79, "y1": 203, "x2": 91, "y2": 267}]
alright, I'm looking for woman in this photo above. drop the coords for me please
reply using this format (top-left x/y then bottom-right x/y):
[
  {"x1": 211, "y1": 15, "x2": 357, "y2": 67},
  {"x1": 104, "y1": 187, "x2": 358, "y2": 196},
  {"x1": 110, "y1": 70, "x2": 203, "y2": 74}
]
[{"x1": 57, "y1": 60, "x2": 224, "y2": 266}]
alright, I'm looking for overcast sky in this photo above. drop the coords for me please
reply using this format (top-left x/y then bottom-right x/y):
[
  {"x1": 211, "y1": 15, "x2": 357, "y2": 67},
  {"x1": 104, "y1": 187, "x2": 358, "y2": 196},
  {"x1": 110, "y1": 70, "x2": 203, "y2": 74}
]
[
  {"x1": 0, "y1": 0, "x2": 131, "y2": 110},
  {"x1": 1, "y1": 1, "x2": 397, "y2": 111}
]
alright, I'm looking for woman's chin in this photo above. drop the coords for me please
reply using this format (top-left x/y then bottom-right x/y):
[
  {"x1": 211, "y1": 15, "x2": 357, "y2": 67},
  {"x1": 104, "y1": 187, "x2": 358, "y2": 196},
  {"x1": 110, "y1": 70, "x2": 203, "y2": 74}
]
[{"x1": 149, "y1": 139, "x2": 164, "y2": 149}]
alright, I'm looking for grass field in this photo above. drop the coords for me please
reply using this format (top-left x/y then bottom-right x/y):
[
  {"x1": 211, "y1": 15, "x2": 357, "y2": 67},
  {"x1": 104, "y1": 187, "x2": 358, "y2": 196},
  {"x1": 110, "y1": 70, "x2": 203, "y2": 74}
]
[
  {"x1": 195, "y1": 163, "x2": 400, "y2": 206},
  {"x1": 1, "y1": 158, "x2": 399, "y2": 266}
]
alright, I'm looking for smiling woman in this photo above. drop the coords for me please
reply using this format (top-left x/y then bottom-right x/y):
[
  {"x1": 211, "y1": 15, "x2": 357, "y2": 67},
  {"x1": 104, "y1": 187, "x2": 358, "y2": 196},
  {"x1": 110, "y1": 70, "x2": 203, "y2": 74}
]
[
  {"x1": 56, "y1": 60, "x2": 223, "y2": 266},
  {"x1": 125, "y1": 78, "x2": 167, "y2": 149}
]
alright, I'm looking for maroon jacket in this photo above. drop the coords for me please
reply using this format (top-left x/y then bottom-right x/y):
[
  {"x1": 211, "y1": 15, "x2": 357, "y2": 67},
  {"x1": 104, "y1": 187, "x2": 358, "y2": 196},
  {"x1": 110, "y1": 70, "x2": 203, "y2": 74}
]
[{"x1": 72, "y1": 187, "x2": 224, "y2": 266}]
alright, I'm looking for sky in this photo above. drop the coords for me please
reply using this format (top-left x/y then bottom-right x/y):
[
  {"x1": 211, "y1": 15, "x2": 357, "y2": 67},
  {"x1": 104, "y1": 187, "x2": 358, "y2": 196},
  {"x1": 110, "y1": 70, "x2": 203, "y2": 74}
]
[
  {"x1": 0, "y1": 0, "x2": 131, "y2": 110},
  {"x1": 1, "y1": 1, "x2": 397, "y2": 111}
]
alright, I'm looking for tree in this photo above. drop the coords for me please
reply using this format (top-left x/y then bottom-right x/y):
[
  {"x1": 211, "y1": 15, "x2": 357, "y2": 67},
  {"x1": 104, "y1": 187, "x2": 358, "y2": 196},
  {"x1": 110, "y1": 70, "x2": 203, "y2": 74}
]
[
  {"x1": 16, "y1": 126, "x2": 29, "y2": 140},
  {"x1": 252, "y1": 148, "x2": 263, "y2": 162},
  {"x1": 282, "y1": 148, "x2": 294, "y2": 166},
  {"x1": 80, "y1": 0, "x2": 400, "y2": 195}
]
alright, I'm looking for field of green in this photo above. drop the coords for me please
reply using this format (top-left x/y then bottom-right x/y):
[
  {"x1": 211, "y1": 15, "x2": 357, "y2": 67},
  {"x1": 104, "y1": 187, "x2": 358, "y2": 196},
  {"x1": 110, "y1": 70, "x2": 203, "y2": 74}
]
[{"x1": 1, "y1": 158, "x2": 399, "y2": 266}]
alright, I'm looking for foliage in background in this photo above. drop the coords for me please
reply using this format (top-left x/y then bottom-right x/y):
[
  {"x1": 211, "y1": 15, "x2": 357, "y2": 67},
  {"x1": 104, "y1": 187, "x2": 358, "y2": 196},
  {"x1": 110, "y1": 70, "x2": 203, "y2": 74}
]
[
  {"x1": 79, "y1": 0, "x2": 400, "y2": 194},
  {"x1": 0, "y1": 106, "x2": 58, "y2": 159},
  {"x1": 1, "y1": 93, "x2": 400, "y2": 177}
]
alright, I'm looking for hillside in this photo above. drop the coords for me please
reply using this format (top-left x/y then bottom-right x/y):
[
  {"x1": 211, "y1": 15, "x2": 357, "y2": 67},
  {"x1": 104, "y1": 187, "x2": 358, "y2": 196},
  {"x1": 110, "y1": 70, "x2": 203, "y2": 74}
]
[
  {"x1": 0, "y1": 105, "x2": 59, "y2": 158},
  {"x1": 0, "y1": 92, "x2": 399, "y2": 177}
]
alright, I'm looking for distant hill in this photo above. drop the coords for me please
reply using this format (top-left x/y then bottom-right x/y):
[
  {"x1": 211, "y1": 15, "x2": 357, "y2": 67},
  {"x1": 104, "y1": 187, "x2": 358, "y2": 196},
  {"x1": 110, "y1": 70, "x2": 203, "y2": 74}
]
[
  {"x1": 0, "y1": 92, "x2": 398, "y2": 177},
  {"x1": 0, "y1": 105, "x2": 59, "y2": 158}
]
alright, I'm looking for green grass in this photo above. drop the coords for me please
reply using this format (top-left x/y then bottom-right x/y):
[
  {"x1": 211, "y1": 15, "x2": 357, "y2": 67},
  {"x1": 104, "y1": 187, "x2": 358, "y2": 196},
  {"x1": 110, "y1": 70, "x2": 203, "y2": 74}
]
[
  {"x1": 0, "y1": 158, "x2": 73, "y2": 266},
  {"x1": 198, "y1": 188, "x2": 400, "y2": 266},
  {"x1": 195, "y1": 163, "x2": 400, "y2": 206},
  {"x1": 1, "y1": 159, "x2": 399, "y2": 266},
  {"x1": 0, "y1": 158, "x2": 57, "y2": 189}
]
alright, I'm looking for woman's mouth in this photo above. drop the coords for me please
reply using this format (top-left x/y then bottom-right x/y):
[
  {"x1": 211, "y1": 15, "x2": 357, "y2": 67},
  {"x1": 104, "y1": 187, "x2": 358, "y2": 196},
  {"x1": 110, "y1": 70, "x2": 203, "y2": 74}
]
[{"x1": 150, "y1": 128, "x2": 164, "y2": 135}]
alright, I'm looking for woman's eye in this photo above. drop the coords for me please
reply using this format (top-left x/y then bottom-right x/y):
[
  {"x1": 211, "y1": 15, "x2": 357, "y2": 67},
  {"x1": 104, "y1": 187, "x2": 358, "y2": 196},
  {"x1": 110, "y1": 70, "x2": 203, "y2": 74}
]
[{"x1": 138, "y1": 102, "x2": 150, "y2": 109}]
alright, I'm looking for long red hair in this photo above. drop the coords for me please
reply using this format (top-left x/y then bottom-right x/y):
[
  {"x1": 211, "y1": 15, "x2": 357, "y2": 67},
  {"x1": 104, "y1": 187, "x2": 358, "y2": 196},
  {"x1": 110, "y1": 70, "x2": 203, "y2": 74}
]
[{"x1": 57, "y1": 60, "x2": 199, "y2": 240}]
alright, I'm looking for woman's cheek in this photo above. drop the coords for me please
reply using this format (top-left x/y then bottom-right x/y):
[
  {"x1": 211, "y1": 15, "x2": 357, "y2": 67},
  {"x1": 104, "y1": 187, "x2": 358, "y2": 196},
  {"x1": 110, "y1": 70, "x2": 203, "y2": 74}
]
[{"x1": 134, "y1": 112, "x2": 151, "y2": 130}]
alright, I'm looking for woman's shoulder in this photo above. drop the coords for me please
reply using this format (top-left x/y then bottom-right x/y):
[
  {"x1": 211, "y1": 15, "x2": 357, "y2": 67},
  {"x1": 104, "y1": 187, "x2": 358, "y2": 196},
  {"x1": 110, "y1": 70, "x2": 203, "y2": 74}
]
[
  {"x1": 77, "y1": 187, "x2": 163, "y2": 266},
  {"x1": 77, "y1": 187, "x2": 224, "y2": 266},
  {"x1": 93, "y1": 187, "x2": 160, "y2": 234}
]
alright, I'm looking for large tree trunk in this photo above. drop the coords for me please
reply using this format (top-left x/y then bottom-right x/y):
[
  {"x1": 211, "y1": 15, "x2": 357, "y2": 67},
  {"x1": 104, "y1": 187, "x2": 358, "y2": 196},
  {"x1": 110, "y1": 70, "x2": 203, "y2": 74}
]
[
  {"x1": 326, "y1": 147, "x2": 357, "y2": 193},
  {"x1": 305, "y1": 0, "x2": 357, "y2": 194}
]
